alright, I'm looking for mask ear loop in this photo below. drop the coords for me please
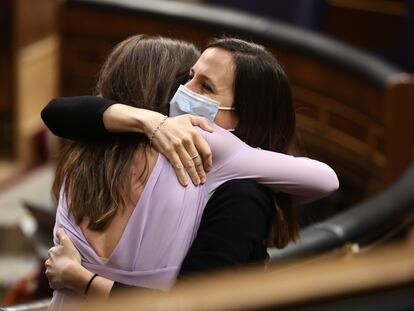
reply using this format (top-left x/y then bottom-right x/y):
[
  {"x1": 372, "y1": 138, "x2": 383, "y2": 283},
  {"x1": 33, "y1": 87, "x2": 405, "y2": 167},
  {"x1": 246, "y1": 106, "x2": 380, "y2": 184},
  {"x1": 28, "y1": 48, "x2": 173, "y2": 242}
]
[
  {"x1": 218, "y1": 106, "x2": 235, "y2": 111},
  {"x1": 217, "y1": 106, "x2": 236, "y2": 132}
]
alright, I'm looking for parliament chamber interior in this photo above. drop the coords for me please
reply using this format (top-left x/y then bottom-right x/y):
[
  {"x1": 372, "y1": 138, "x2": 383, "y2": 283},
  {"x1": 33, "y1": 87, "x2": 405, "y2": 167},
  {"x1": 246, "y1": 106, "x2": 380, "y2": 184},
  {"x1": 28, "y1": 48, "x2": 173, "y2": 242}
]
[{"x1": 0, "y1": 0, "x2": 413, "y2": 310}]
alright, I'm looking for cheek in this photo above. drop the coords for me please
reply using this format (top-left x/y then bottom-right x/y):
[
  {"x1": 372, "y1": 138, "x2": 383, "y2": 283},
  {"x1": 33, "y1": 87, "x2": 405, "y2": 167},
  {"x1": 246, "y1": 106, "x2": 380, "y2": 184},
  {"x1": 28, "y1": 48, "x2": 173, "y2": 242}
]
[
  {"x1": 214, "y1": 111, "x2": 239, "y2": 129},
  {"x1": 213, "y1": 92, "x2": 236, "y2": 128},
  {"x1": 218, "y1": 93, "x2": 234, "y2": 108}
]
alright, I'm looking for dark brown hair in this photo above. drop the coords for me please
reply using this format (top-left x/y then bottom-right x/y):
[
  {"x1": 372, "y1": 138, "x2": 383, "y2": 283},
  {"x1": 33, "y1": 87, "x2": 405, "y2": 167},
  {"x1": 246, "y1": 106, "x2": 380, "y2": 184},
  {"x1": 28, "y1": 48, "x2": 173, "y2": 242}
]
[
  {"x1": 52, "y1": 35, "x2": 200, "y2": 230},
  {"x1": 207, "y1": 38, "x2": 298, "y2": 248}
]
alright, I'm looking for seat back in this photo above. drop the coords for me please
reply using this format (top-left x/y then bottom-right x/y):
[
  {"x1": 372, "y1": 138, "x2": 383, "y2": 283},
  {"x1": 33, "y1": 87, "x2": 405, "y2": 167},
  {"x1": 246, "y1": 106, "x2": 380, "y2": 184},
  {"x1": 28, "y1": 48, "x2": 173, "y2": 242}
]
[{"x1": 269, "y1": 160, "x2": 414, "y2": 261}]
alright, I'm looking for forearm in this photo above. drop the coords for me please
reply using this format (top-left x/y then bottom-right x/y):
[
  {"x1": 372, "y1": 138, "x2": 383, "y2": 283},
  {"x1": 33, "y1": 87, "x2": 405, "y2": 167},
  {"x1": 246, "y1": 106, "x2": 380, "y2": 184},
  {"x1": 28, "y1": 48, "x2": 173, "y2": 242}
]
[
  {"x1": 42, "y1": 96, "x2": 167, "y2": 142},
  {"x1": 87, "y1": 275, "x2": 114, "y2": 299},
  {"x1": 65, "y1": 263, "x2": 113, "y2": 298},
  {"x1": 102, "y1": 104, "x2": 165, "y2": 138},
  {"x1": 65, "y1": 262, "x2": 156, "y2": 298},
  {"x1": 43, "y1": 96, "x2": 213, "y2": 186},
  {"x1": 205, "y1": 124, "x2": 338, "y2": 205}
]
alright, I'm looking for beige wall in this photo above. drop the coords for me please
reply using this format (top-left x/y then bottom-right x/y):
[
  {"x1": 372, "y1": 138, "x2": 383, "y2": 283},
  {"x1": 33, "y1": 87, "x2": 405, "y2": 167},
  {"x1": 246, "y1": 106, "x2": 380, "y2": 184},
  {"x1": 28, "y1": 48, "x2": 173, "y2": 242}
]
[{"x1": 15, "y1": 35, "x2": 59, "y2": 164}]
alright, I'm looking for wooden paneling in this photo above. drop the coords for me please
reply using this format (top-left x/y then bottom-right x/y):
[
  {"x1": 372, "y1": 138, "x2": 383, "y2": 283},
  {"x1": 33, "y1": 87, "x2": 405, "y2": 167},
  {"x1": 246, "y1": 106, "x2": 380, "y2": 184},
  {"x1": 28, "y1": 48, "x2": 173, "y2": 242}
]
[
  {"x1": 59, "y1": 6, "x2": 220, "y2": 96},
  {"x1": 0, "y1": 0, "x2": 14, "y2": 158},
  {"x1": 292, "y1": 83, "x2": 388, "y2": 197},
  {"x1": 14, "y1": 0, "x2": 57, "y2": 48},
  {"x1": 0, "y1": 0, "x2": 58, "y2": 162},
  {"x1": 384, "y1": 77, "x2": 414, "y2": 182},
  {"x1": 59, "y1": 2, "x2": 414, "y2": 200},
  {"x1": 326, "y1": 0, "x2": 405, "y2": 53},
  {"x1": 16, "y1": 35, "x2": 59, "y2": 164}
]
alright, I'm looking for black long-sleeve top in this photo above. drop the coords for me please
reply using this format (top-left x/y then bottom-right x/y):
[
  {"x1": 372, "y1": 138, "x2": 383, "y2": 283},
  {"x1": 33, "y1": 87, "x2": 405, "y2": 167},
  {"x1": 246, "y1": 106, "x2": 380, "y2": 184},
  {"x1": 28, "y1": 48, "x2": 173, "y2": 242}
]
[
  {"x1": 41, "y1": 96, "x2": 115, "y2": 141},
  {"x1": 41, "y1": 97, "x2": 274, "y2": 293}
]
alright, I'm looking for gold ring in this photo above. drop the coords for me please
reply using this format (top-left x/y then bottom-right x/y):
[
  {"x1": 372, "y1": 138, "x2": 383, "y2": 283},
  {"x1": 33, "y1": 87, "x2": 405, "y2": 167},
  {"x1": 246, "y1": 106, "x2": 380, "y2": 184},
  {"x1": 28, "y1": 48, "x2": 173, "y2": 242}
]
[{"x1": 191, "y1": 154, "x2": 199, "y2": 160}]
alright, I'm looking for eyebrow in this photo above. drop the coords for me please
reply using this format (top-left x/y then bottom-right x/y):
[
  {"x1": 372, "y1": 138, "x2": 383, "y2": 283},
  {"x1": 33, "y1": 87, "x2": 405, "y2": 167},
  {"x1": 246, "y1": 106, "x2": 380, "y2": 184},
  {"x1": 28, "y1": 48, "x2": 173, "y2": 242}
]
[{"x1": 190, "y1": 68, "x2": 217, "y2": 92}]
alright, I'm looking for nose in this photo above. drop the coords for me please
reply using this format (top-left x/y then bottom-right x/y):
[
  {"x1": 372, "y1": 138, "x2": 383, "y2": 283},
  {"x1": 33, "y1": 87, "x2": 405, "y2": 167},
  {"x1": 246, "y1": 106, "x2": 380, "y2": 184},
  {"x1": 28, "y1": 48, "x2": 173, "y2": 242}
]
[{"x1": 184, "y1": 78, "x2": 199, "y2": 94}]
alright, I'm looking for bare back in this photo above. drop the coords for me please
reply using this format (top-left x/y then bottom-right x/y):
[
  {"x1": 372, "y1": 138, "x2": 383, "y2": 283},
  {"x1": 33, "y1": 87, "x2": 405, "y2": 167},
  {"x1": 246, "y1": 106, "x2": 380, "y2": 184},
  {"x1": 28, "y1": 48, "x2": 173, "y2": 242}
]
[{"x1": 80, "y1": 146, "x2": 159, "y2": 262}]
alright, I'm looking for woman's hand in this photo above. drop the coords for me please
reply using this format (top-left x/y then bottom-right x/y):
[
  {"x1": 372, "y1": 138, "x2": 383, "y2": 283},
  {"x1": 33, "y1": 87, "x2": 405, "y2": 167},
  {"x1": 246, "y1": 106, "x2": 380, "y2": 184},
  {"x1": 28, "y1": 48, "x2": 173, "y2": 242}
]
[
  {"x1": 103, "y1": 104, "x2": 213, "y2": 186},
  {"x1": 45, "y1": 228, "x2": 92, "y2": 295},
  {"x1": 150, "y1": 114, "x2": 213, "y2": 186}
]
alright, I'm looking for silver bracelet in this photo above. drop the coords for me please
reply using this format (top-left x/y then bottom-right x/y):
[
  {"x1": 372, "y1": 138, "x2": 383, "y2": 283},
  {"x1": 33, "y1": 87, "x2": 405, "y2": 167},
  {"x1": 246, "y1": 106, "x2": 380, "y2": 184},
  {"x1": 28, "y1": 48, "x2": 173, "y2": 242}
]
[{"x1": 149, "y1": 115, "x2": 168, "y2": 147}]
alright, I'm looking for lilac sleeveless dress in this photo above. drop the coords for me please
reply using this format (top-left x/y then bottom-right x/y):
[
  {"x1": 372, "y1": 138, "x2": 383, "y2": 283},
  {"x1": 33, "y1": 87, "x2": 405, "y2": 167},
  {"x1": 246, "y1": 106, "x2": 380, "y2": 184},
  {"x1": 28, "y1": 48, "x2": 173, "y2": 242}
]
[{"x1": 49, "y1": 124, "x2": 338, "y2": 310}]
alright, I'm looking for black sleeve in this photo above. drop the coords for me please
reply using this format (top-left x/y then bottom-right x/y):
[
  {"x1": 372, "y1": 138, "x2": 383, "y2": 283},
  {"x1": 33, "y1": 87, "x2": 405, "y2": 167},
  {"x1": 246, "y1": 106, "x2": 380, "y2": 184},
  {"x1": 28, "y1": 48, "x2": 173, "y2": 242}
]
[
  {"x1": 111, "y1": 179, "x2": 274, "y2": 295},
  {"x1": 41, "y1": 96, "x2": 116, "y2": 140}
]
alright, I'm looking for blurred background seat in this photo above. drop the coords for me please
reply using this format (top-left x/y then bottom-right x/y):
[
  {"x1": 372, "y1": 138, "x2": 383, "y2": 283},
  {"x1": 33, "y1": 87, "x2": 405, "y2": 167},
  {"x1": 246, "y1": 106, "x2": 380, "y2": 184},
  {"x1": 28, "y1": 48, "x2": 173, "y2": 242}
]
[{"x1": 269, "y1": 159, "x2": 414, "y2": 261}]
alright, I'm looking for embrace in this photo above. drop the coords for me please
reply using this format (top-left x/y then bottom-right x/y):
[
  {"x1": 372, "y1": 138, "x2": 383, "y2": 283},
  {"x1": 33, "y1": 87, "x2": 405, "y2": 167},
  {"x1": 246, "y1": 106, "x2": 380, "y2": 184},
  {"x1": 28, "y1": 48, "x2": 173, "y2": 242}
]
[{"x1": 41, "y1": 35, "x2": 339, "y2": 310}]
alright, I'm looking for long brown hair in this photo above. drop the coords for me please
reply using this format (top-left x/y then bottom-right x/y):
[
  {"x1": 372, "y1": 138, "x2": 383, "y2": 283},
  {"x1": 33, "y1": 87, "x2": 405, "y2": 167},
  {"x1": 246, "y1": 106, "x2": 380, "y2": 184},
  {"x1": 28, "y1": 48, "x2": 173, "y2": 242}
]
[
  {"x1": 207, "y1": 38, "x2": 298, "y2": 248},
  {"x1": 52, "y1": 35, "x2": 200, "y2": 230}
]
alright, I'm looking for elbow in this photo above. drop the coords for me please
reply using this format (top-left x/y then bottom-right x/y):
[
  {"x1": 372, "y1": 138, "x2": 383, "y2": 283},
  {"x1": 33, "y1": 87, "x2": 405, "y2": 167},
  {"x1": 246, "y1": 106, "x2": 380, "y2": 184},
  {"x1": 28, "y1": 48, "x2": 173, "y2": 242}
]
[
  {"x1": 41, "y1": 98, "x2": 58, "y2": 124},
  {"x1": 41, "y1": 98, "x2": 62, "y2": 136},
  {"x1": 320, "y1": 165, "x2": 340, "y2": 196},
  {"x1": 40, "y1": 102, "x2": 50, "y2": 124},
  {"x1": 328, "y1": 174, "x2": 340, "y2": 194},
  {"x1": 294, "y1": 165, "x2": 339, "y2": 207}
]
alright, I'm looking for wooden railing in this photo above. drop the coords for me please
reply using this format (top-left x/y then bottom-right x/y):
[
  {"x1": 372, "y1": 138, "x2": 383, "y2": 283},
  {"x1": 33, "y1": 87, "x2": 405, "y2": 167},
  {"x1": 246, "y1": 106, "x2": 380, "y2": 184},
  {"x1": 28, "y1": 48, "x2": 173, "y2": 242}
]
[{"x1": 70, "y1": 241, "x2": 414, "y2": 311}]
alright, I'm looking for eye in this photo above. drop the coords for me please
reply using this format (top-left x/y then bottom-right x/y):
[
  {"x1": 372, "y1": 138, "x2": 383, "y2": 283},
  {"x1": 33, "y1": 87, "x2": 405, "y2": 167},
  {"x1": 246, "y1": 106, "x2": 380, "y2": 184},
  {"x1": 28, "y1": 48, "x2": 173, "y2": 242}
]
[
  {"x1": 188, "y1": 69, "x2": 194, "y2": 81},
  {"x1": 202, "y1": 83, "x2": 213, "y2": 93}
]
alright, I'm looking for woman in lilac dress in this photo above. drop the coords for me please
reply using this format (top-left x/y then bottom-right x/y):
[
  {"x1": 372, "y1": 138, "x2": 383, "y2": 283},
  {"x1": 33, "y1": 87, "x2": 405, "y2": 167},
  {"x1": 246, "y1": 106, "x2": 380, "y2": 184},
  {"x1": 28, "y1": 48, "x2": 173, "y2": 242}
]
[{"x1": 45, "y1": 35, "x2": 338, "y2": 309}]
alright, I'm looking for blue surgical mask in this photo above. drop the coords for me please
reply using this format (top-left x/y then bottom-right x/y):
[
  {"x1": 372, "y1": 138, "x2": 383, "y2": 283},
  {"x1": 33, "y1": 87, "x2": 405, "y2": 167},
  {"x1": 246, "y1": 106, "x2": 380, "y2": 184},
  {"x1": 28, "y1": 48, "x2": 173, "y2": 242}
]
[{"x1": 169, "y1": 85, "x2": 234, "y2": 122}]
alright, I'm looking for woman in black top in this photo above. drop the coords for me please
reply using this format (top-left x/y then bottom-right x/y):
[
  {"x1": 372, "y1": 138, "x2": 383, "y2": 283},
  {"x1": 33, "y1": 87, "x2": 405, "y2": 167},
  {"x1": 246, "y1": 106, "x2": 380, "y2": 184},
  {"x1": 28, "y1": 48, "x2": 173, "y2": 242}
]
[
  {"x1": 42, "y1": 96, "x2": 275, "y2": 295},
  {"x1": 44, "y1": 37, "x2": 301, "y2": 297}
]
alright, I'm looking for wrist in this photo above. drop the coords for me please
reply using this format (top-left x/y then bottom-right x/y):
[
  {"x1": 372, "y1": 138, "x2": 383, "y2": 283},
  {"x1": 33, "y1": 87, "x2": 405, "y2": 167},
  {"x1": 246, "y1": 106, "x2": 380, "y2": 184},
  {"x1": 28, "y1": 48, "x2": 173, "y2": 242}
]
[
  {"x1": 137, "y1": 109, "x2": 165, "y2": 138},
  {"x1": 103, "y1": 104, "x2": 163, "y2": 135},
  {"x1": 86, "y1": 275, "x2": 114, "y2": 299},
  {"x1": 64, "y1": 261, "x2": 93, "y2": 296},
  {"x1": 84, "y1": 273, "x2": 99, "y2": 297}
]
